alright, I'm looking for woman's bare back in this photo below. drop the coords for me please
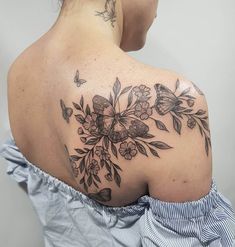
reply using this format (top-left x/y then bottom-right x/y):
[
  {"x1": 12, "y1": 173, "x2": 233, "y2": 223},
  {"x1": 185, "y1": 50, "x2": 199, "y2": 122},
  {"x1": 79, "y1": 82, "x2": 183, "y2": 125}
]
[{"x1": 7, "y1": 38, "x2": 212, "y2": 207}]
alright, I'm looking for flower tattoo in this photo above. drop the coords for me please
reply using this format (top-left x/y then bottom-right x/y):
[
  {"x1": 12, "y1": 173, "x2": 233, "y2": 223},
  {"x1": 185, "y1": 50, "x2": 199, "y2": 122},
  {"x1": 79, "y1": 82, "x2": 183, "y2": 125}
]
[
  {"x1": 119, "y1": 141, "x2": 137, "y2": 160},
  {"x1": 61, "y1": 74, "x2": 210, "y2": 203}
]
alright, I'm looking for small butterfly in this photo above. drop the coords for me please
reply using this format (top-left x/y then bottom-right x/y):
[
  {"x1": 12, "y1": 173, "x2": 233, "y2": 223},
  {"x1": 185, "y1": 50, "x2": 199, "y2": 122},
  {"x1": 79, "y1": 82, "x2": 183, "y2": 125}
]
[
  {"x1": 88, "y1": 188, "x2": 111, "y2": 202},
  {"x1": 95, "y1": 0, "x2": 116, "y2": 27},
  {"x1": 60, "y1": 99, "x2": 73, "y2": 123},
  {"x1": 74, "y1": 70, "x2": 87, "y2": 88},
  {"x1": 92, "y1": 95, "x2": 149, "y2": 143},
  {"x1": 154, "y1": 84, "x2": 183, "y2": 115}
]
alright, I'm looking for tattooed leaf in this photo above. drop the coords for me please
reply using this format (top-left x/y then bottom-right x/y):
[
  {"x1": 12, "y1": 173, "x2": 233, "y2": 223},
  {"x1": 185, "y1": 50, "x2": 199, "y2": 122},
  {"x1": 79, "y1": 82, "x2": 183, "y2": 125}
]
[
  {"x1": 127, "y1": 90, "x2": 133, "y2": 108},
  {"x1": 174, "y1": 111, "x2": 183, "y2": 119},
  {"x1": 155, "y1": 120, "x2": 169, "y2": 132},
  {"x1": 200, "y1": 119, "x2": 209, "y2": 132},
  {"x1": 184, "y1": 95, "x2": 196, "y2": 99},
  {"x1": 120, "y1": 86, "x2": 132, "y2": 95},
  {"x1": 205, "y1": 136, "x2": 209, "y2": 156},
  {"x1": 94, "y1": 175, "x2": 101, "y2": 183},
  {"x1": 79, "y1": 177, "x2": 85, "y2": 184},
  {"x1": 113, "y1": 77, "x2": 121, "y2": 96},
  {"x1": 75, "y1": 114, "x2": 85, "y2": 124},
  {"x1": 93, "y1": 181, "x2": 99, "y2": 188},
  {"x1": 75, "y1": 148, "x2": 86, "y2": 154},
  {"x1": 208, "y1": 137, "x2": 212, "y2": 147},
  {"x1": 173, "y1": 115, "x2": 182, "y2": 134},
  {"x1": 196, "y1": 110, "x2": 206, "y2": 115},
  {"x1": 183, "y1": 109, "x2": 193, "y2": 113},
  {"x1": 86, "y1": 137, "x2": 100, "y2": 145},
  {"x1": 149, "y1": 141, "x2": 172, "y2": 150},
  {"x1": 73, "y1": 102, "x2": 82, "y2": 111},
  {"x1": 109, "y1": 93, "x2": 114, "y2": 106},
  {"x1": 105, "y1": 161, "x2": 112, "y2": 173},
  {"x1": 142, "y1": 133, "x2": 155, "y2": 139},
  {"x1": 112, "y1": 163, "x2": 122, "y2": 171},
  {"x1": 85, "y1": 104, "x2": 91, "y2": 115},
  {"x1": 84, "y1": 183, "x2": 88, "y2": 192},
  {"x1": 149, "y1": 147, "x2": 160, "y2": 157},
  {"x1": 174, "y1": 106, "x2": 186, "y2": 112},
  {"x1": 111, "y1": 142, "x2": 118, "y2": 158},
  {"x1": 178, "y1": 87, "x2": 190, "y2": 97},
  {"x1": 87, "y1": 175, "x2": 92, "y2": 187},
  {"x1": 79, "y1": 158, "x2": 85, "y2": 173},
  {"x1": 114, "y1": 169, "x2": 121, "y2": 187},
  {"x1": 175, "y1": 79, "x2": 180, "y2": 91},
  {"x1": 192, "y1": 82, "x2": 204, "y2": 95},
  {"x1": 199, "y1": 125, "x2": 204, "y2": 136},
  {"x1": 70, "y1": 155, "x2": 80, "y2": 161},
  {"x1": 135, "y1": 141, "x2": 148, "y2": 157},
  {"x1": 103, "y1": 136, "x2": 109, "y2": 150},
  {"x1": 80, "y1": 96, "x2": 84, "y2": 108},
  {"x1": 100, "y1": 160, "x2": 105, "y2": 168}
]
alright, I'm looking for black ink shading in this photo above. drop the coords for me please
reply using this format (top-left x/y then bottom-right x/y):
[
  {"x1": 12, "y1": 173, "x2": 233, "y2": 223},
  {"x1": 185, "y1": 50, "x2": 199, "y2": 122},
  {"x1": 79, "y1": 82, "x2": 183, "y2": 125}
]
[
  {"x1": 191, "y1": 81, "x2": 204, "y2": 95},
  {"x1": 64, "y1": 144, "x2": 80, "y2": 177},
  {"x1": 95, "y1": 0, "x2": 117, "y2": 27},
  {"x1": 60, "y1": 99, "x2": 73, "y2": 123},
  {"x1": 61, "y1": 77, "x2": 171, "y2": 200},
  {"x1": 74, "y1": 70, "x2": 86, "y2": 88},
  {"x1": 60, "y1": 75, "x2": 210, "y2": 203},
  {"x1": 154, "y1": 79, "x2": 211, "y2": 156},
  {"x1": 87, "y1": 188, "x2": 111, "y2": 202}
]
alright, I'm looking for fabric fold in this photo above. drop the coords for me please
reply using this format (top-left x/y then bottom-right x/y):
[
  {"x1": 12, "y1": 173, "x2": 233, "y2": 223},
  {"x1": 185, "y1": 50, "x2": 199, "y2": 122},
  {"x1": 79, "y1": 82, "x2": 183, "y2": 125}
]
[
  {"x1": 1, "y1": 131, "x2": 235, "y2": 247},
  {"x1": 0, "y1": 135, "x2": 29, "y2": 184}
]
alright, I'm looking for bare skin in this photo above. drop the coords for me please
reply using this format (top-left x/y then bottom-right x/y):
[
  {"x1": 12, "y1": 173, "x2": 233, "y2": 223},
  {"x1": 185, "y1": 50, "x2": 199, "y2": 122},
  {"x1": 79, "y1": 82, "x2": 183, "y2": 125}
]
[{"x1": 7, "y1": 0, "x2": 212, "y2": 207}]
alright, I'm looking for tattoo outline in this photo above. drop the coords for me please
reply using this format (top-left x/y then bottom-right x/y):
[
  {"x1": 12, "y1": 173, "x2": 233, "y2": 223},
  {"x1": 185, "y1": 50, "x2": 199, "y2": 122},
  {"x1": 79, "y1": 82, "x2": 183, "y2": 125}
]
[
  {"x1": 60, "y1": 75, "x2": 211, "y2": 202},
  {"x1": 95, "y1": 0, "x2": 117, "y2": 27}
]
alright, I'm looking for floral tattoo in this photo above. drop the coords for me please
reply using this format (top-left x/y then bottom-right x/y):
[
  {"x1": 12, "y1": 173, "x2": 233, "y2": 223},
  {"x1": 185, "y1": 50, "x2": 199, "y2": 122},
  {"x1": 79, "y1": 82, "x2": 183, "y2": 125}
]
[
  {"x1": 154, "y1": 79, "x2": 211, "y2": 155},
  {"x1": 60, "y1": 76, "x2": 211, "y2": 202},
  {"x1": 95, "y1": 0, "x2": 117, "y2": 27}
]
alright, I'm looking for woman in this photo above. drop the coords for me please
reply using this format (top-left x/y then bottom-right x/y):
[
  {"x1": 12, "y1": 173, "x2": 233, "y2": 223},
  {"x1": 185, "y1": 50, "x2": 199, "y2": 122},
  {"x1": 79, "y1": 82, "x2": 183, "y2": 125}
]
[{"x1": 1, "y1": 0, "x2": 235, "y2": 246}]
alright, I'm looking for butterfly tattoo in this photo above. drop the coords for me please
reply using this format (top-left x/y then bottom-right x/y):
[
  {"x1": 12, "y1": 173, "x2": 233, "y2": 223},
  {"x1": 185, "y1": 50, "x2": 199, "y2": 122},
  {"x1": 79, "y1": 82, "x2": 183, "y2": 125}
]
[
  {"x1": 60, "y1": 99, "x2": 73, "y2": 123},
  {"x1": 154, "y1": 84, "x2": 183, "y2": 115},
  {"x1": 95, "y1": 0, "x2": 117, "y2": 27},
  {"x1": 87, "y1": 188, "x2": 111, "y2": 202},
  {"x1": 92, "y1": 95, "x2": 150, "y2": 143},
  {"x1": 74, "y1": 70, "x2": 87, "y2": 88},
  {"x1": 154, "y1": 82, "x2": 211, "y2": 155},
  {"x1": 60, "y1": 75, "x2": 210, "y2": 204}
]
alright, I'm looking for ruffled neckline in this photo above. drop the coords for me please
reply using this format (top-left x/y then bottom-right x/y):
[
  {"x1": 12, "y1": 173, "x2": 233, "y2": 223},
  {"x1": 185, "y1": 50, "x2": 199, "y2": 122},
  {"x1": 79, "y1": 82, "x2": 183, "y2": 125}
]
[{"x1": 1, "y1": 131, "x2": 149, "y2": 215}]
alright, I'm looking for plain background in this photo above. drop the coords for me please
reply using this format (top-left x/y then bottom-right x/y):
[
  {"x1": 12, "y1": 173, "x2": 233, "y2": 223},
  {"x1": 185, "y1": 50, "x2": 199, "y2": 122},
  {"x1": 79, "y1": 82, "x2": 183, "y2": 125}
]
[{"x1": 0, "y1": 0, "x2": 234, "y2": 246}]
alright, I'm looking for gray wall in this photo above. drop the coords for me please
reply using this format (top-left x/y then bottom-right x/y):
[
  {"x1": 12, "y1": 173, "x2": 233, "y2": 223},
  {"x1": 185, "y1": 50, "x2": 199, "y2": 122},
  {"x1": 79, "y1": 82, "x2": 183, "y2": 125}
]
[{"x1": 0, "y1": 1, "x2": 234, "y2": 246}]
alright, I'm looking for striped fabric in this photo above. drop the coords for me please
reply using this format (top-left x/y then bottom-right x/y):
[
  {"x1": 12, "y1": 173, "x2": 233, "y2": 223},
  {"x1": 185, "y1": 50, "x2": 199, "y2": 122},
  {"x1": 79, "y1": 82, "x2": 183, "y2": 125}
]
[{"x1": 1, "y1": 131, "x2": 235, "y2": 247}]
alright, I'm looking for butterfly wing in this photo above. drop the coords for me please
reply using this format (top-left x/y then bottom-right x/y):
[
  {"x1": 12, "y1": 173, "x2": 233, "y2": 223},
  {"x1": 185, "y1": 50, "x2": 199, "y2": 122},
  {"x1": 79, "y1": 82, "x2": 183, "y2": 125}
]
[
  {"x1": 96, "y1": 115, "x2": 114, "y2": 136},
  {"x1": 93, "y1": 95, "x2": 115, "y2": 135},
  {"x1": 109, "y1": 120, "x2": 129, "y2": 143},
  {"x1": 74, "y1": 70, "x2": 86, "y2": 87},
  {"x1": 119, "y1": 116, "x2": 149, "y2": 139},
  {"x1": 60, "y1": 99, "x2": 73, "y2": 123},
  {"x1": 74, "y1": 70, "x2": 80, "y2": 83},
  {"x1": 88, "y1": 188, "x2": 111, "y2": 202},
  {"x1": 78, "y1": 79, "x2": 87, "y2": 87},
  {"x1": 93, "y1": 95, "x2": 115, "y2": 116},
  {"x1": 154, "y1": 84, "x2": 180, "y2": 115}
]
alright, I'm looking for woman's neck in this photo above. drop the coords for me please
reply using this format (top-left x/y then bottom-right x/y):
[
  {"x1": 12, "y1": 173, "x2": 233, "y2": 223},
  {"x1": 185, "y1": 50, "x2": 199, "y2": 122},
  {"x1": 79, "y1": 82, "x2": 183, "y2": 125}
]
[{"x1": 48, "y1": 0, "x2": 123, "y2": 50}]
